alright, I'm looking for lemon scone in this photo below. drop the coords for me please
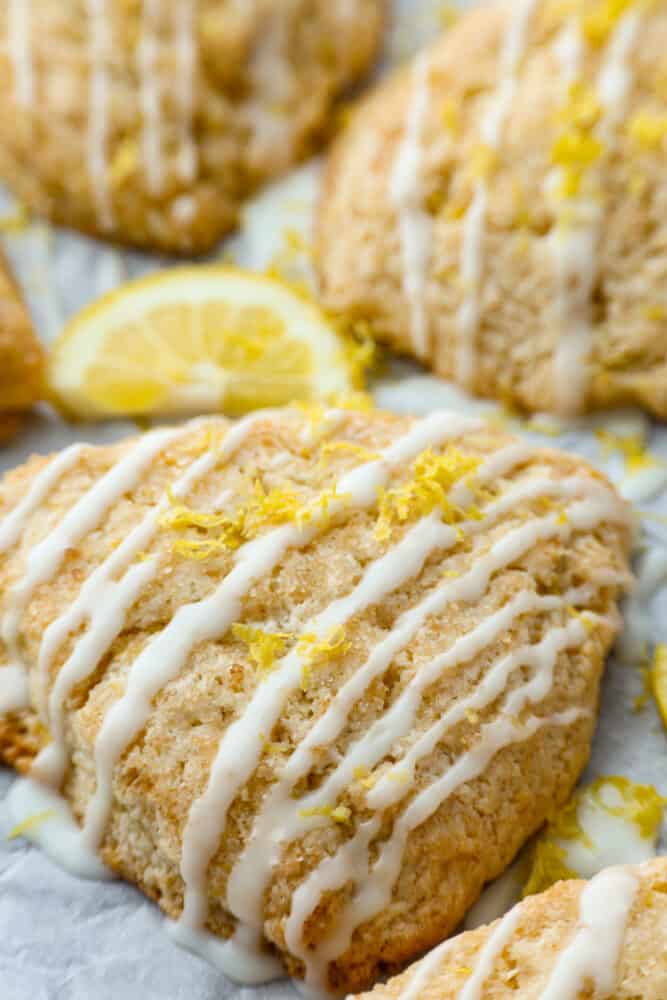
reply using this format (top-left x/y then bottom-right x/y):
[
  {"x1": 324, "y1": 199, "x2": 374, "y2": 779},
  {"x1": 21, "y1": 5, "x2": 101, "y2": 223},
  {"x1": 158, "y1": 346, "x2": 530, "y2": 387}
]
[
  {"x1": 353, "y1": 858, "x2": 667, "y2": 1000},
  {"x1": 0, "y1": 250, "x2": 43, "y2": 441},
  {"x1": 0, "y1": 405, "x2": 632, "y2": 992},
  {"x1": 0, "y1": 0, "x2": 385, "y2": 254},
  {"x1": 317, "y1": 0, "x2": 667, "y2": 419}
]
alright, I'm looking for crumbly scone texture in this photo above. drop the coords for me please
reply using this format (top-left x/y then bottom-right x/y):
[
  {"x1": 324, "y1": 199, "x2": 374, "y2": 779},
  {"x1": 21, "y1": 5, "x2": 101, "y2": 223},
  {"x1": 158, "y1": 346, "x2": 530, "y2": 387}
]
[
  {"x1": 317, "y1": 0, "x2": 667, "y2": 419},
  {"x1": 0, "y1": 250, "x2": 43, "y2": 437},
  {"x1": 0, "y1": 407, "x2": 632, "y2": 992},
  {"x1": 0, "y1": 0, "x2": 386, "y2": 254},
  {"x1": 353, "y1": 858, "x2": 667, "y2": 1000}
]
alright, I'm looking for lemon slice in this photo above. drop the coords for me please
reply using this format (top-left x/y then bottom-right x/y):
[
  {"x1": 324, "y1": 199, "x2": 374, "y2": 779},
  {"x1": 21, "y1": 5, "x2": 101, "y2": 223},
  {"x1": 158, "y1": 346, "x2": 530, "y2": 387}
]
[{"x1": 48, "y1": 267, "x2": 356, "y2": 419}]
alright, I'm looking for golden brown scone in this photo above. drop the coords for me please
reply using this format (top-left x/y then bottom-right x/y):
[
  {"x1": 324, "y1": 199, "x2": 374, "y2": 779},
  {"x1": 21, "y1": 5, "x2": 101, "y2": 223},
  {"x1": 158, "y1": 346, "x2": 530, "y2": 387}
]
[
  {"x1": 0, "y1": 250, "x2": 44, "y2": 438},
  {"x1": 0, "y1": 405, "x2": 632, "y2": 993},
  {"x1": 317, "y1": 0, "x2": 667, "y2": 419},
  {"x1": 353, "y1": 858, "x2": 667, "y2": 1000},
  {"x1": 0, "y1": 0, "x2": 386, "y2": 254}
]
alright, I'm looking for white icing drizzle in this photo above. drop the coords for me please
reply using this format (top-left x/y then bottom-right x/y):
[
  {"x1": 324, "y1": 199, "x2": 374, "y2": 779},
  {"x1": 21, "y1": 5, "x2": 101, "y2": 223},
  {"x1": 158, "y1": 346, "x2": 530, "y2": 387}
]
[
  {"x1": 30, "y1": 420, "x2": 256, "y2": 789},
  {"x1": 550, "y1": 10, "x2": 642, "y2": 415},
  {"x1": 456, "y1": 0, "x2": 537, "y2": 386},
  {"x1": 174, "y1": 0, "x2": 197, "y2": 183},
  {"x1": 167, "y1": 921, "x2": 282, "y2": 986},
  {"x1": 539, "y1": 866, "x2": 638, "y2": 999},
  {"x1": 138, "y1": 0, "x2": 164, "y2": 194},
  {"x1": 226, "y1": 470, "x2": 610, "y2": 932},
  {"x1": 0, "y1": 663, "x2": 30, "y2": 714},
  {"x1": 241, "y1": 496, "x2": 621, "y2": 989},
  {"x1": 0, "y1": 446, "x2": 83, "y2": 714},
  {"x1": 175, "y1": 414, "x2": 481, "y2": 931},
  {"x1": 286, "y1": 708, "x2": 587, "y2": 991},
  {"x1": 390, "y1": 52, "x2": 433, "y2": 360},
  {"x1": 0, "y1": 408, "x2": 630, "y2": 990},
  {"x1": 396, "y1": 937, "x2": 456, "y2": 1000},
  {"x1": 87, "y1": 0, "x2": 113, "y2": 229},
  {"x1": 80, "y1": 413, "x2": 479, "y2": 857},
  {"x1": 0, "y1": 445, "x2": 84, "y2": 555},
  {"x1": 7, "y1": 776, "x2": 112, "y2": 881},
  {"x1": 456, "y1": 904, "x2": 524, "y2": 1000},
  {"x1": 8, "y1": 0, "x2": 33, "y2": 106},
  {"x1": 1, "y1": 428, "x2": 177, "y2": 675}
]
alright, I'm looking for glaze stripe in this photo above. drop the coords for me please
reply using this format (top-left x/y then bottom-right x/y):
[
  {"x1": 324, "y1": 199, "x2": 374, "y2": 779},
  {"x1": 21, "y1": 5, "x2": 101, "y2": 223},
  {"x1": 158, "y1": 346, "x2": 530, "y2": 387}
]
[{"x1": 456, "y1": 0, "x2": 538, "y2": 386}]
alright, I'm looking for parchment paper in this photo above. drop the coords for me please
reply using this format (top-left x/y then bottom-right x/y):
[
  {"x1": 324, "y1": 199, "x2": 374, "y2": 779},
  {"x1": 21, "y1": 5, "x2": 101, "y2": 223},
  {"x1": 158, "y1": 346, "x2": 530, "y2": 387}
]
[{"x1": 1, "y1": 2, "x2": 665, "y2": 997}]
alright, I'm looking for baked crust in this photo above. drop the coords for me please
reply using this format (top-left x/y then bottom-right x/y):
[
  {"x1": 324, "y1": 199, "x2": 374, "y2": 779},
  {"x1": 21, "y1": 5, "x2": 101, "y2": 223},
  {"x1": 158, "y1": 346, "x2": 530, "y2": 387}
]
[
  {"x1": 0, "y1": 407, "x2": 632, "y2": 992},
  {"x1": 0, "y1": 250, "x2": 43, "y2": 438},
  {"x1": 352, "y1": 858, "x2": 667, "y2": 1000},
  {"x1": 317, "y1": 1, "x2": 667, "y2": 418},
  {"x1": 0, "y1": 0, "x2": 386, "y2": 254}
]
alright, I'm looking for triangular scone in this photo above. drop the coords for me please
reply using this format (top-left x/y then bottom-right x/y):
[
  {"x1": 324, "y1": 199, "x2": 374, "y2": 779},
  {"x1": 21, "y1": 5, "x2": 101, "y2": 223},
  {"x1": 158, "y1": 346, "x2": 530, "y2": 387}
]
[
  {"x1": 353, "y1": 858, "x2": 667, "y2": 1000},
  {"x1": 0, "y1": 250, "x2": 43, "y2": 440},
  {"x1": 0, "y1": 407, "x2": 632, "y2": 993},
  {"x1": 0, "y1": 1, "x2": 385, "y2": 255},
  {"x1": 317, "y1": 0, "x2": 667, "y2": 419}
]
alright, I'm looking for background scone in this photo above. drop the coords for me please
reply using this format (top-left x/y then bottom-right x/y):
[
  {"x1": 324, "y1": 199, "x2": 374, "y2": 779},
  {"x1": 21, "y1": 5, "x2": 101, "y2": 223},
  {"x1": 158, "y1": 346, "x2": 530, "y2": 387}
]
[
  {"x1": 0, "y1": 406, "x2": 632, "y2": 993},
  {"x1": 317, "y1": 0, "x2": 667, "y2": 419},
  {"x1": 0, "y1": 0, "x2": 386, "y2": 254},
  {"x1": 353, "y1": 858, "x2": 667, "y2": 1000},
  {"x1": 0, "y1": 250, "x2": 43, "y2": 441}
]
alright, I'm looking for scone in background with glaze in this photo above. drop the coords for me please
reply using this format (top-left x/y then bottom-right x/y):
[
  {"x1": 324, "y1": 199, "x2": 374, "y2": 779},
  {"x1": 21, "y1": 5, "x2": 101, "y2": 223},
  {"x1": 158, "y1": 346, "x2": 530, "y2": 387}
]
[
  {"x1": 0, "y1": 406, "x2": 632, "y2": 992},
  {"x1": 317, "y1": 0, "x2": 667, "y2": 419},
  {"x1": 352, "y1": 858, "x2": 667, "y2": 1000},
  {"x1": 0, "y1": 0, "x2": 386, "y2": 253}
]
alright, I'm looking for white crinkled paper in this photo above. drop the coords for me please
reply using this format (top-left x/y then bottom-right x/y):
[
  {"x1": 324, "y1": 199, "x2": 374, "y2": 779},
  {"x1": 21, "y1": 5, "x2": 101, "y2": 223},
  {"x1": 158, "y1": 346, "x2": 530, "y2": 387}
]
[{"x1": 0, "y1": 2, "x2": 666, "y2": 997}]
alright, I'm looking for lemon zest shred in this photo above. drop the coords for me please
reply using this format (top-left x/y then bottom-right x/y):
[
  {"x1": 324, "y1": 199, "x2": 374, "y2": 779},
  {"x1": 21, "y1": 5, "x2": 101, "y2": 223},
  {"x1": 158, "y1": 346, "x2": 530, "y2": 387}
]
[
  {"x1": 589, "y1": 775, "x2": 666, "y2": 840},
  {"x1": 375, "y1": 446, "x2": 482, "y2": 541},
  {"x1": 650, "y1": 643, "x2": 667, "y2": 729},
  {"x1": 522, "y1": 840, "x2": 578, "y2": 897},
  {"x1": 320, "y1": 441, "x2": 381, "y2": 467},
  {"x1": 232, "y1": 624, "x2": 294, "y2": 674},
  {"x1": 298, "y1": 804, "x2": 352, "y2": 824},
  {"x1": 8, "y1": 810, "x2": 56, "y2": 840},
  {"x1": 298, "y1": 626, "x2": 350, "y2": 690},
  {"x1": 595, "y1": 429, "x2": 664, "y2": 475},
  {"x1": 628, "y1": 109, "x2": 667, "y2": 149},
  {"x1": 353, "y1": 765, "x2": 377, "y2": 790}
]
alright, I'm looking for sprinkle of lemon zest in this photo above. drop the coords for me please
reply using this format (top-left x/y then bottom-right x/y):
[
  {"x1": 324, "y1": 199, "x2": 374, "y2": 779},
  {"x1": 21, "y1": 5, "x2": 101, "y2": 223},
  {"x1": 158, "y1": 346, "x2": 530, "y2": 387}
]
[
  {"x1": 298, "y1": 626, "x2": 350, "y2": 690},
  {"x1": 442, "y1": 569, "x2": 460, "y2": 579},
  {"x1": 556, "y1": 83, "x2": 602, "y2": 132},
  {"x1": 643, "y1": 303, "x2": 666, "y2": 322},
  {"x1": 353, "y1": 766, "x2": 377, "y2": 790},
  {"x1": 469, "y1": 143, "x2": 498, "y2": 181},
  {"x1": 582, "y1": 0, "x2": 637, "y2": 47},
  {"x1": 523, "y1": 841, "x2": 578, "y2": 897},
  {"x1": 320, "y1": 441, "x2": 381, "y2": 467},
  {"x1": 438, "y1": 2, "x2": 459, "y2": 28},
  {"x1": 650, "y1": 643, "x2": 667, "y2": 729},
  {"x1": 556, "y1": 508, "x2": 569, "y2": 526},
  {"x1": 327, "y1": 390, "x2": 376, "y2": 413},
  {"x1": 590, "y1": 775, "x2": 666, "y2": 839},
  {"x1": 551, "y1": 132, "x2": 604, "y2": 199},
  {"x1": 298, "y1": 804, "x2": 352, "y2": 824},
  {"x1": 335, "y1": 322, "x2": 377, "y2": 389},
  {"x1": 465, "y1": 709, "x2": 480, "y2": 724},
  {"x1": 109, "y1": 138, "x2": 138, "y2": 187},
  {"x1": 375, "y1": 447, "x2": 482, "y2": 541},
  {"x1": 0, "y1": 200, "x2": 30, "y2": 233},
  {"x1": 232, "y1": 623, "x2": 294, "y2": 673},
  {"x1": 8, "y1": 810, "x2": 56, "y2": 840},
  {"x1": 595, "y1": 429, "x2": 664, "y2": 475},
  {"x1": 442, "y1": 98, "x2": 461, "y2": 135},
  {"x1": 633, "y1": 664, "x2": 652, "y2": 713},
  {"x1": 567, "y1": 606, "x2": 595, "y2": 633},
  {"x1": 455, "y1": 966, "x2": 472, "y2": 978},
  {"x1": 627, "y1": 109, "x2": 667, "y2": 149},
  {"x1": 524, "y1": 773, "x2": 665, "y2": 896}
]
